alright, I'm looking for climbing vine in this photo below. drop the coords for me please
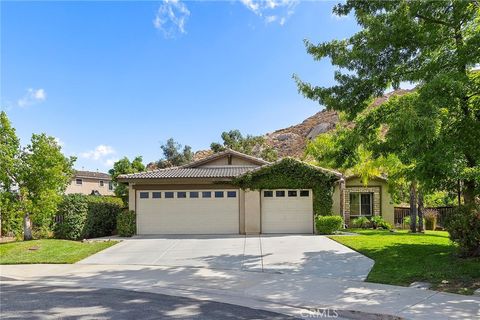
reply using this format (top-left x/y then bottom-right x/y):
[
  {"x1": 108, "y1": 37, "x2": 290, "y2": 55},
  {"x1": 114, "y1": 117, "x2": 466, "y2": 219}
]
[{"x1": 232, "y1": 158, "x2": 340, "y2": 216}]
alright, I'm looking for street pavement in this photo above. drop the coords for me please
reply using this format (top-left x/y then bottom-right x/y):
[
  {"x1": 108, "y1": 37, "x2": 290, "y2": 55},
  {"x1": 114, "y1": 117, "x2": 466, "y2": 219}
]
[
  {"x1": 1, "y1": 280, "x2": 302, "y2": 320},
  {"x1": 1, "y1": 264, "x2": 479, "y2": 320}
]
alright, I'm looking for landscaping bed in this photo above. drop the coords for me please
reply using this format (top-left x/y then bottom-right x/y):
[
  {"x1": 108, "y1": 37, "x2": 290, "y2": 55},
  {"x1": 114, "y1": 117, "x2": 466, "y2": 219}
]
[
  {"x1": 330, "y1": 229, "x2": 480, "y2": 295},
  {"x1": 0, "y1": 239, "x2": 118, "y2": 264}
]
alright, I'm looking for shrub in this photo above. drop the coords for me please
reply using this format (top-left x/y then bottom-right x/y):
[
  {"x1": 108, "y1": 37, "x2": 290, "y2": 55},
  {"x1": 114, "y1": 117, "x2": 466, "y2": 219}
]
[
  {"x1": 370, "y1": 216, "x2": 392, "y2": 230},
  {"x1": 316, "y1": 215, "x2": 343, "y2": 235},
  {"x1": 404, "y1": 216, "x2": 425, "y2": 228},
  {"x1": 54, "y1": 194, "x2": 89, "y2": 240},
  {"x1": 424, "y1": 209, "x2": 438, "y2": 231},
  {"x1": 117, "y1": 210, "x2": 136, "y2": 237},
  {"x1": 352, "y1": 216, "x2": 370, "y2": 229},
  {"x1": 444, "y1": 204, "x2": 480, "y2": 257},
  {"x1": 0, "y1": 192, "x2": 23, "y2": 238},
  {"x1": 83, "y1": 197, "x2": 123, "y2": 238}
]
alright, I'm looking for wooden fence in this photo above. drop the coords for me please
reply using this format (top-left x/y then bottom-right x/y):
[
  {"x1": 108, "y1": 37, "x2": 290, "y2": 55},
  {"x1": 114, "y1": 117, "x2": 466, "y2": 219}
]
[{"x1": 394, "y1": 206, "x2": 454, "y2": 228}]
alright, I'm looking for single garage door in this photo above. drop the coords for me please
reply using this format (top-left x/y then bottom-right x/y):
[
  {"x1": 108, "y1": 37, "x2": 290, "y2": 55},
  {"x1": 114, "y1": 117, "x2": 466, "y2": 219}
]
[
  {"x1": 136, "y1": 190, "x2": 239, "y2": 234},
  {"x1": 261, "y1": 189, "x2": 313, "y2": 234}
]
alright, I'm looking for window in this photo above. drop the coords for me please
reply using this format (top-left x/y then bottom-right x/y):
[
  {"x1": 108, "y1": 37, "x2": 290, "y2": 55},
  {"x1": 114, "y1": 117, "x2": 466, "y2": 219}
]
[
  {"x1": 288, "y1": 190, "x2": 297, "y2": 197},
  {"x1": 165, "y1": 192, "x2": 174, "y2": 199},
  {"x1": 215, "y1": 191, "x2": 224, "y2": 198},
  {"x1": 109, "y1": 181, "x2": 114, "y2": 191},
  {"x1": 275, "y1": 190, "x2": 285, "y2": 197},
  {"x1": 227, "y1": 191, "x2": 236, "y2": 198},
  {"x1": 76, "y1": 179, "x2": 82, "y2": 185},
  {"x1": 300, "y1": 190, "x2": 309, "y2": 197},
  {"x1": 190, "y1": 191, "x2": 199, "y2": 198},
  {"x1": 177, "y1": 192, "x2": 187, "y2": 198},
  {"x1": 152, "y1": 192, "x2": 161, "y2": 199},
  {"x1": 264, "y1": 191, "x2": 273, "y2": 197},
  {"x1": 202, "y1": 191, "x2": 211, "y2": 198},
  {"x1": 139, "y1": 192, "x2": 149, "y2": 199},
  {"x1": 99, "y1": 180, "x2": 104, "y2": 187},
  {"x1": 349, "y1": 192, "x2": 373, "y2": 216}
]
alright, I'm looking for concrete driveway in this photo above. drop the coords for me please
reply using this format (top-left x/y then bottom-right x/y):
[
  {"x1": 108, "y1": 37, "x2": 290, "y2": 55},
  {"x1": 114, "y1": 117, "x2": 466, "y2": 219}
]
[{"x1": 79, "y1": 235, "x2": 373, "y2": 281}]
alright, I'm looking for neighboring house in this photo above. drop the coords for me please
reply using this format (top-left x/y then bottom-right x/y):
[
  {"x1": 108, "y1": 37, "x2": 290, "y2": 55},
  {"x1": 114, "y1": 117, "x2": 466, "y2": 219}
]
[
  {"x1": 118, "y1": 149, "x2": 395, "y2": 235},
  {"x1": 65, "y1": 170, "x2": 115, "y2": 196}
]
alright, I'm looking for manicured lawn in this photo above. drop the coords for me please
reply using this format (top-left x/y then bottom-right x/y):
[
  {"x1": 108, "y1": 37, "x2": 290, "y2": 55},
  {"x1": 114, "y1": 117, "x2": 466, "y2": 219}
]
[
  {"x1": 0, "y1": 239, "x2": 118, "y2": 264},
  {"x1": 330, "y1": 230, "x2": 480, "y2": 295}
]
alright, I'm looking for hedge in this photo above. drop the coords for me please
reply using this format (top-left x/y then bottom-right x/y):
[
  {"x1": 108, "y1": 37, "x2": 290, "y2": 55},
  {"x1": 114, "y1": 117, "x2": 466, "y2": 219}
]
[
  {"x1": 117, "y1": 210, "x2": 136, "y2": 237},
  {"x1": 54, "y1": 194, "x2": 89, "y2": 240},
  {"x1": 444, "y1": 204, "x2": 480, "y2": 257},
  {"x1": 316, "y1": 216, "x2": 343, "y2": 235},
  {"x1": 54, "y1": 194, "x2": 124, "y2": 240}
]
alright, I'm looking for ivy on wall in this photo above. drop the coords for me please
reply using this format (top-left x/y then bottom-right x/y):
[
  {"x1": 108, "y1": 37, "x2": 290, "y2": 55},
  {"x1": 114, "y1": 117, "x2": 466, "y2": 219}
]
[{"x1": 232, "y1": 158, "x2": 340, "y2": 216}]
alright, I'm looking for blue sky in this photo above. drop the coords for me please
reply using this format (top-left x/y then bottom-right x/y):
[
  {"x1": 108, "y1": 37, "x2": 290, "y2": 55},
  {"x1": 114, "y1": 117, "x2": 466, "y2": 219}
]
[{"x1": 1, "y1": 0, "x2": 359, "y2": 171}]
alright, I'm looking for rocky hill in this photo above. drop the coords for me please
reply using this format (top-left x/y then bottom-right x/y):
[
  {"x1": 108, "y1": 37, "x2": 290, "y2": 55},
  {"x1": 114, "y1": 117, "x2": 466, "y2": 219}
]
[
  {"x1": 190, "y1": 89, "x2": 412, "y2": 161},
  {"x1": 264, "y1": 109, "x2": 340, "y2": 158},
  {"x1": 264, "y1": 89, "x2": 412, "y2": 158}
]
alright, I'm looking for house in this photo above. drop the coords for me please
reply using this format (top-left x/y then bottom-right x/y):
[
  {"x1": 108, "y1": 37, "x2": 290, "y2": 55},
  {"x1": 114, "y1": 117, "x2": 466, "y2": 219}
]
[
  {"x1": 65, "y1": 170, "x2": 115, "y2": 196},
  {"x1": 118, "y1": 149, "x2": 394, "y2": 235}
]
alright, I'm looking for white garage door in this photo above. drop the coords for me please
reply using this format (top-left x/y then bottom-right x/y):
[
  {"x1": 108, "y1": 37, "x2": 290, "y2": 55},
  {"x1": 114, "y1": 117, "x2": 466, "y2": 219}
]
[
  {"x1": 261, "y1": 189, "x2": 313, "y2": 234},
  {"x1": 136, "y1": 190, "x2": 239, "y2": 234}
]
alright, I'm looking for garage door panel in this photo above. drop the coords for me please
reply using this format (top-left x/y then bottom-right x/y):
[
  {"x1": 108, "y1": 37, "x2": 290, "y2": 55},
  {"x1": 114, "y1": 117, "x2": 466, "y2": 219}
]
[
  {"x1": 261, "y1": 189, "x2": 313, "y2": 234},
  {"x1": 137, "y1": 190, "x2": 239, "y2": 234}
]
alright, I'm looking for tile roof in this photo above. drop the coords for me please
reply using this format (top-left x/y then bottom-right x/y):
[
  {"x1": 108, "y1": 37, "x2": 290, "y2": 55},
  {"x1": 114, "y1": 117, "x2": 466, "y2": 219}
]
[
  {"x1": 75, "y1": 170, "x2": 111, "y2": 180},
  {"x1": 118, "y1": 166, "x2": 257, "y2": 180}
]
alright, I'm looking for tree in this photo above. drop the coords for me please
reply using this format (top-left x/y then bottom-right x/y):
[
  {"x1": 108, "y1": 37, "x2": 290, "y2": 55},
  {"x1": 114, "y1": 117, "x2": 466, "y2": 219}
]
[
  {"x1": 0, "y1": 111, "x2": 20, "y2": 191},
  {"x1": 296, "y1": 1, "x2": 480, "y2": 205},
  {"x1": 18, "y1": 134, "x2": 75, "y2": 239},
  {"x1": 109, "y1": 156, "x2": 145, "y2": 204},
  {"x1": 153, "y1": 138, "x2": 194, "y2": 169},
  {"x1": 211, "y1": 129, "x2": 278, "y2": 162},
  {"x1": 0, "y1": 111, "x2": 20, "y2": 237}
]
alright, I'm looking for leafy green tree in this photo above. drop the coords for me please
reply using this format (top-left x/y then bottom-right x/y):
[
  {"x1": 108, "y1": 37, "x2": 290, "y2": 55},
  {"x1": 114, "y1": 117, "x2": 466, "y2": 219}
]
[
  {"x1": 211, "y1": 129, "x2": 277, "y2": 162},
  {"x1": 296, "y1": 0, "x2": 480, "y2": 205},
  {"x1": 157, "y1": 138, "x2": 194, "y2": 168},
  {"x1": 0, "y1": 111, "x2": 20, "y2": 191},
  {"x1": 18, "y1": 134, "x2": 75, "y2": 240},
  {"x1": 109, "y1": 156, "x2": 145, "y2": 204},
  {"x1": 0, "y1": 111, "x2": 21, "y2": 237}
]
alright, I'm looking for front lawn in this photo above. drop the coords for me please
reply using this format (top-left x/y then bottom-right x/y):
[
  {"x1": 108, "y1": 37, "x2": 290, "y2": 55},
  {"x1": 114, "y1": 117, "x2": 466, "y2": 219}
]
[
  {"x1": 330, "y1": 230, "x2": 480, "y2": 295},
  {"x1": 0, "y1": 239, "x2": 118, "y2": 264}
]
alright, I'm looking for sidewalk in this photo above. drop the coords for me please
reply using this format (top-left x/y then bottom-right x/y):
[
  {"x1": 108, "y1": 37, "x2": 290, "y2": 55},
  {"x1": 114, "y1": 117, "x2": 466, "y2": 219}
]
[{"x1": 1, "y1": 264, "x2": 479, "y2": 320}]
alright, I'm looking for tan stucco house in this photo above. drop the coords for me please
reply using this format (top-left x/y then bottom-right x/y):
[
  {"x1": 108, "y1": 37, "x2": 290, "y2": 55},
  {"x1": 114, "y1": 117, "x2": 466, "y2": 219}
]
[
  {"x1": 118, "y1": 149, "x2": 394, "y2": 235},
  {"x1": 65, "y1": 170, "x2": 115, "y2": 196}
]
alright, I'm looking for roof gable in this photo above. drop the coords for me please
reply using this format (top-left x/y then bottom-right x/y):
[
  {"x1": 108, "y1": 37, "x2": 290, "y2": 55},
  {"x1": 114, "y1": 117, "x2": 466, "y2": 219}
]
[{"x1": 183, "y1": 149, "x2": 269, "y2": 168}]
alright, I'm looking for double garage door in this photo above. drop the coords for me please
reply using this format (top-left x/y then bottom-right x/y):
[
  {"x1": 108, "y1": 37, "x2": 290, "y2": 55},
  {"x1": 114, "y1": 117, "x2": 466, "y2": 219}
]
[
  {"x1": 136, "y1": 189, "x2": 313, "y2": 234},
  {"x1": 137, "y1": 190, "x2": 240, "y2": 234}
]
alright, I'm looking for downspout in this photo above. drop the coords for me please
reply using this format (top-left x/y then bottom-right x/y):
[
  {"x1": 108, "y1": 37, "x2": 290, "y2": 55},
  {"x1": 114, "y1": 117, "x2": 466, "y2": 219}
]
[{"x1": 339, "y1": 177, "x2": 346, "y2": 228}]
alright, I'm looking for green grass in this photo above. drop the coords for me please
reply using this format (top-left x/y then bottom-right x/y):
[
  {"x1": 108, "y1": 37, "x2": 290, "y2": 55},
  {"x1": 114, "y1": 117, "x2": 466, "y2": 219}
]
[
  {"x1": 0, "y1": 239, "x2": 118, "y2": 264},
  {"x1": 330, "y1": 230, "x2": 480, "y2": 295}
]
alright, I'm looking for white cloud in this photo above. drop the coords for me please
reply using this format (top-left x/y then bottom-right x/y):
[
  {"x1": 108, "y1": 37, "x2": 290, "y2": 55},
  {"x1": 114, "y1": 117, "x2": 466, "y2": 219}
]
[
  {"x1": 17, "y1": 88, "x2": 47, "y2": 107},
  {"x1": 80, "y1": 145, "x2": 115, "y2": 160},
  {"x1": 54, "y1": 137, "x2": 65, "y2": 147},
  {"x1": 153, "y1": 0, "x2": 190, "y2": 38},
  {"x1": 104, "y1": 158, "x2": 119, "y2": 167},
  {"x1": 265, "y1": 15, "x2": 277, "y2": 24},
  {"x1": 240, "y1": 0, "x2": 298, "y2": 25}
]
